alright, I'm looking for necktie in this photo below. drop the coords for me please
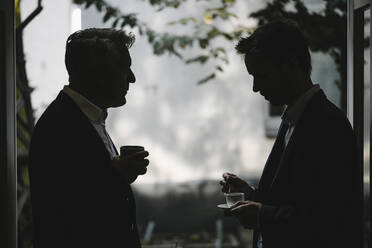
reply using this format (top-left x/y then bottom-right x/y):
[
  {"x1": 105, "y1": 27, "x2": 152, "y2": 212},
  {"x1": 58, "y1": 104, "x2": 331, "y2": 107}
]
[{"x1": 275, "y1": 120, "x2": 290, "y2": 157}]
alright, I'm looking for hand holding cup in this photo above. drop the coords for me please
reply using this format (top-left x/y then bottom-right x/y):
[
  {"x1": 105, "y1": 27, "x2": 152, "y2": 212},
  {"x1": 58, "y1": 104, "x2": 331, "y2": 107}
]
[
  {"x1": 219, "y1": 172, "x2": 255, "y2": 200},
  {"x1": 111, "y1": 145, "x2": 150, "y2": 184}
]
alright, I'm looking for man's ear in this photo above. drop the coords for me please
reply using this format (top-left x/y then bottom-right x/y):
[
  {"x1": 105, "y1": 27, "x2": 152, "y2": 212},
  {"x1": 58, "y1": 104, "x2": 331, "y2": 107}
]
[{"x1": 280, "y1": 56, "x2": 298, "y2": 73}]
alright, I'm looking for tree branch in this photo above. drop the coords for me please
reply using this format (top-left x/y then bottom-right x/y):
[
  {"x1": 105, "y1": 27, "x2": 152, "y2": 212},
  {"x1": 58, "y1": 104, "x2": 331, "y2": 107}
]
[{"x1": 18, "y1": 0, "x2": 43, "y2": 32}]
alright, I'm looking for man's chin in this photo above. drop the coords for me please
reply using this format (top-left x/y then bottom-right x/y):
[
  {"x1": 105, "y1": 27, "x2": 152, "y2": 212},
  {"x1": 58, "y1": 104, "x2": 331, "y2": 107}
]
[
  {"x1": 109, "y1": 97, "x2": 126, "y2": 108},
  {"x1": 268, "y1": 99, "x2": 284, "y2": 106}
]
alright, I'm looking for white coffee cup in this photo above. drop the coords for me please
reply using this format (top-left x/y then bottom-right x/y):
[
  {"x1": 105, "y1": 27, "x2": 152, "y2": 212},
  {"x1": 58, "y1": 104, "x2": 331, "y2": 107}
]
[{"x1": 224, "y1": 192, "x2": 244, "y2": 207}]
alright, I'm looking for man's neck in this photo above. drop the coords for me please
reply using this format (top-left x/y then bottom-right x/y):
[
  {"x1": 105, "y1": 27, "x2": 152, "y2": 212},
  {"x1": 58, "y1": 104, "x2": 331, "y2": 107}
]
[
  {"x1": 287, "y1": 78, "x2": 313, "y2": 108},
  {"x1": 69, "y1": 83, "x2": 107, "y2": 109}
]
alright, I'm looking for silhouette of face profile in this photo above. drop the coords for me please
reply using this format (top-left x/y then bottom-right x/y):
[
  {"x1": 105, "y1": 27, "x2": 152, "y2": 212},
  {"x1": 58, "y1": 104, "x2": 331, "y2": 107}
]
[
  {"x1": 244, "y1": 54, "x2": 295, "y2": 106},
  {"x1": 97, "y1": 46, "x2": 136, "y2": 108}
]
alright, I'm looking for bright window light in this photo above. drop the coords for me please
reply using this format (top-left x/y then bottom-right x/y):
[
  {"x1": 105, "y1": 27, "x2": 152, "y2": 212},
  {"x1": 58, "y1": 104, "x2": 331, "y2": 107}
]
[{"x1": 71, "y1": 7, "x2": 81, "y2": 33}]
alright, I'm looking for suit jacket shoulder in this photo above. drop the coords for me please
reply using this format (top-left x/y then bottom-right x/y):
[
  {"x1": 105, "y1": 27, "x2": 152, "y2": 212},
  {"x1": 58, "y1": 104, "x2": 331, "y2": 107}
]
[{"x1": 298, "y1": 90, "x2": 353, "y2": 140}]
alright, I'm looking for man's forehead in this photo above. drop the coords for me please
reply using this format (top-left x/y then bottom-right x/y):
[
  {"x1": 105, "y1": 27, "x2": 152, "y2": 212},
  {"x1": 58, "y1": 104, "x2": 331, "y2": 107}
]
[
  {"x1": 114, "y1": 49, "x2": 132, "y2": 66},
  {"x1": 109, "y1": 45, "x2": 131, "y2": 66},
  {"x1": 122, "y1": 48, "x2": 131, "y2": 65},
  {"x1": 122, "y1": 47, "x2": 130, "y2": 58}
]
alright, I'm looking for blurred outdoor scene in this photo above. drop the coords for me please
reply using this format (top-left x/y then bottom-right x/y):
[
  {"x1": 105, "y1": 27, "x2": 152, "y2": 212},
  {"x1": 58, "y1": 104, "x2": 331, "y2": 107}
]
[{"x1": 17, "y1": 0, "x2": 348, "y2": 247}]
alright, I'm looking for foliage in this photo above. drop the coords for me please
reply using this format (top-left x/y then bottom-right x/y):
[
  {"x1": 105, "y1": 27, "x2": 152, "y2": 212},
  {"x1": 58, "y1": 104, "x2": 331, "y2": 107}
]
[
  {"x1": 72, "y1": 0, "x2": 349, "y2": 105},
  {"x1": 73, "y1": 0, "x2": 252, "y2": 84}
]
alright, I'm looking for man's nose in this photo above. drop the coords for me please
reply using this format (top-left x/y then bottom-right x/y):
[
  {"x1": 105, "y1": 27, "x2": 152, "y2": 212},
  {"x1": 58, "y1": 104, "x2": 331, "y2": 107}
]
[{"x1": 128, "y1": 69, "x2": 136, "y2": 83}]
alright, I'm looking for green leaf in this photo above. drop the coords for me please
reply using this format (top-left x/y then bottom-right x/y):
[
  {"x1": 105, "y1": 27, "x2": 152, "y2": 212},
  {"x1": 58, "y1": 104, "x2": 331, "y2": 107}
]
[
  {"x1": 103, "y1": 11, "x2": 112, "y2": 23},
  {"x1": 222, "y1": 32, "x2": 233, "y2": 40},
  {"x1": 172, "y1": 51, "x2": 183, "y2": 59},
  {"x1": 146, "y1": 29, "x2": 155, "y2": 43},
  {"x1": 198, "y1": 39, "x2": 209, "y2": 49},
  {"x1": 73, "y1": 0, "x2": 84, "y2": 4},
  {"x1": 168, "y1": 17, "x2": 196, "y2": 26},
  {"x1": 112, "y1": 18, "x2": 119, "y2": 28},
  {"x1": 218, "y1": 9, "x2": 229, "y2": 19},
  {"x1": 85, "y1": 0, "x2": 94, "y2": 8},
  {"x1": 180, "y1": 18, "x2": 192, "y2": 25},
  {"x1": 206, "y1": 27, "x2": 220, "y2": 39},
  {"x1": 95, "y1": 1, "x2": 102, "y2": 11},
  {"x1": 185, "y1": 55, "x2": 209, "y2": 64},
  {"x1": 178, "y1": 36, "x2": 194, "y2": 48},
  {"x1": 197, "y1": 73, "x2": 215, "y2": 84}
]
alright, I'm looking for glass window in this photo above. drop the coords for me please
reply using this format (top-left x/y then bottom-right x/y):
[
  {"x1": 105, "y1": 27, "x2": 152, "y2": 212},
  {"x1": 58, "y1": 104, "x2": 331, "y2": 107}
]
[{"x1": 18, "y1": 0, "x2": 353, "y2": 246}]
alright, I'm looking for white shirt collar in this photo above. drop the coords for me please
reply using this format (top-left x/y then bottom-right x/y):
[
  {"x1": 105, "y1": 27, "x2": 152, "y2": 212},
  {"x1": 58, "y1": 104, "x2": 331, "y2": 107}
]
[
  {"x1": 63, "y1": 85, "x2": 107, "y2": 124},
  {"x1": 282, "y1": 84, "x2": 321, "y2": 125}
]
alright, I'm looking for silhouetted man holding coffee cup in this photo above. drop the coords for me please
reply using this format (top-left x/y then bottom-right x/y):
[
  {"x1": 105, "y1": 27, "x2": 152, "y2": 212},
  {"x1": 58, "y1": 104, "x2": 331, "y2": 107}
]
[
  {"x1": 29, "y1": 28, "x2": 148, "y2": 248},
  {"x1": 220, "y1": 20, "x2": 361, "y2": 248}
]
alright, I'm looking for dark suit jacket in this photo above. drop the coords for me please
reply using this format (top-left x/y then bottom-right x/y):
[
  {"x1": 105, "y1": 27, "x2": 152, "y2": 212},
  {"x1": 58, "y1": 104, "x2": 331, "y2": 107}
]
[
  {"x1": 29, "y1": 91, "x2": 141, "y2": 248},
  {"x1": 252, "y1": 90, "x2": 362, "y2": 248}
]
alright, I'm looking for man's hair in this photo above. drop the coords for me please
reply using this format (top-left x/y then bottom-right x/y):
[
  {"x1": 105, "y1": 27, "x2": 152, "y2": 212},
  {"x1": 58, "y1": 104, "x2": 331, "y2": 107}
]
[
  {"x1": 65, "y1": 28, "x2": 135, "y2": 83},
  {"x1": 236, "y1": 19, "x2": 311, "y2": 76}
]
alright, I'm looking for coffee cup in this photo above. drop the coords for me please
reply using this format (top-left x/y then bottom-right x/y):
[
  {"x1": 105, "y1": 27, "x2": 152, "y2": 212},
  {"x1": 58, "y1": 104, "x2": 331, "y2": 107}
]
[
  {"x1": 224, "y1": 192, "x2": 244, "y2": 207},
  {"x1": 120, "y1": 145, "x2": 145, "y2": 157}
]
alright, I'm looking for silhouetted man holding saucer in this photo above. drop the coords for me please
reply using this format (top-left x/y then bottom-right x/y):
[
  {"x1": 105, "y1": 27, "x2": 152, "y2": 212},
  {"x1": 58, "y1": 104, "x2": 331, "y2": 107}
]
[
  {"x1": 29, "y1": 28, "x2": 148, "y2": 248},
  {"x1": 220, "y1": 20, "x2": 361, "y2": 248}
]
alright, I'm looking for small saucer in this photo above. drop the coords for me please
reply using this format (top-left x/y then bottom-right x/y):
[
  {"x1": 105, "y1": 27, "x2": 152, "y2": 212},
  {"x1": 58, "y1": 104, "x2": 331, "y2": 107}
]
[{"x1": 217, "y1": 203, "x2": 230, "y2": 209}]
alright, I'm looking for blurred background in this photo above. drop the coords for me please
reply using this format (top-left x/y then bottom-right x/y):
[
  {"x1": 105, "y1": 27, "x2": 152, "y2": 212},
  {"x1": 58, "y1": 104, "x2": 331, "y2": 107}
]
[{"x1": 15, "y1": 0, "x2": 357, "y2": 247}]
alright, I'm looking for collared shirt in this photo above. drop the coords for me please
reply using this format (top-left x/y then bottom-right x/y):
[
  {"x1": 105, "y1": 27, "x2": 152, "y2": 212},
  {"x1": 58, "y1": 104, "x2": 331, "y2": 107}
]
[
  {"x1": 257, "y1": 84, "x2": 321, "y2": 248},
  {"x1": 63, "y1": 86, "x2": 117, "y2": 159},
  {"x1": 281, "y1": 84, "x2": 321, "y2": 147}
]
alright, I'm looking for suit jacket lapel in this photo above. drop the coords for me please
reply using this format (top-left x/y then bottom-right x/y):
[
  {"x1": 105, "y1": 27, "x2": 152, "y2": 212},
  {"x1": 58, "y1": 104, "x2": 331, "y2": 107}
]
[
  {"x1": 61, "y1": 91, "x2": 134, "y2": 196},
  {"x1": 258, "y1": 122, "x2": 287, "y2": 195},
  {"x1": 267, "y1": 91, "x2": 324, "y2": 192},
  {"x1": 59, "y1": 91, "x2": 112, "y2": 162},
  {"x1": 268, "y1": 124, "x2": 299, "y2": 191}
]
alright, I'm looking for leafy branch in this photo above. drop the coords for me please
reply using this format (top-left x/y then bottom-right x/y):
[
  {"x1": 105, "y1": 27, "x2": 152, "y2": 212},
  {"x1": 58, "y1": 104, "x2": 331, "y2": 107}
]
[{"x1": 73, "y1": 0, "x2": 252, "y2": 84}]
